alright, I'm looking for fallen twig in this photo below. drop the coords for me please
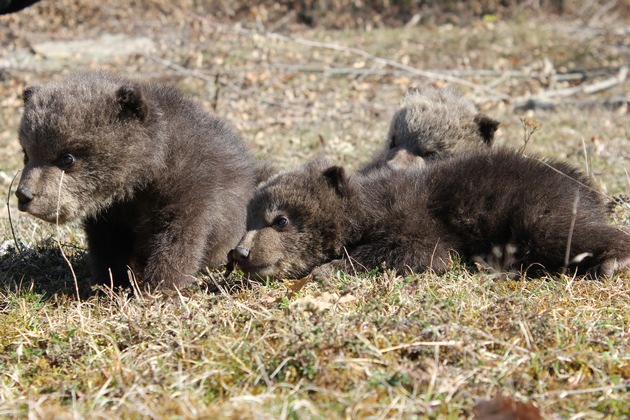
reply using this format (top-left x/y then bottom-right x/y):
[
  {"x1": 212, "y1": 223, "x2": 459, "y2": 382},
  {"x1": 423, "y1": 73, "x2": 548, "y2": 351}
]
[
  {"x1": 513, "y1": 65, "x2": 628, "y2": 106},
  {"x1": 148, "y1": 55, "x2": 218, "y2": 84},
  {"x1": 380, "y1": 340, "x2": 463, "y2": 353}
]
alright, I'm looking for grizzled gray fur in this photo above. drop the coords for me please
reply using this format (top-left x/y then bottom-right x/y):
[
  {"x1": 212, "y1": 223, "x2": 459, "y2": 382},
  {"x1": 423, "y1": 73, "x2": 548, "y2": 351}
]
[
  {"x1": 361, "y1": 86, "x2": 607, "y2": 210},
  {"x1": 229, "y1": 149, "x2": 629, "y2": 280},
  {"x1": 361, "y1": 86, "x2": 499, "y2": 172},
  {"x1": 16, "y1": 71, "x2": 256, "y2": 290}
]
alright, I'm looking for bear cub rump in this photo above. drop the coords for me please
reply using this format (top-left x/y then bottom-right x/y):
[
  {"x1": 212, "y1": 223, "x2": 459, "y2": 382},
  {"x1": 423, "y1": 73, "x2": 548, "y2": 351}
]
[
  {"x1": 229, "y1": 150, "x2": 630, "y2": 280},
  {"x1": 16, "y1": 71, "x2": 257, "y2": 290}
]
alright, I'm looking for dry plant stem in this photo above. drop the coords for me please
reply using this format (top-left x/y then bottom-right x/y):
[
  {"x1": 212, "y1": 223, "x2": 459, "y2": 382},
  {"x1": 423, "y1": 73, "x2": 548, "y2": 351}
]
[
  {"x1": 581, "y1": 137, "x2": 592, "y2": 177},
  {"x1": 212, "y1": 72, "x2": 221, "y2": 112},
  {"x1": 519, "y1": 117, "x2": 541, "y2": 154},
  {"x1": 526, "y1": 157, "x2": 610, "y2": 202},
  {"x1": 128, "y1": 269, "x2": 144, "y2": 301},
  {"x1": 562, "y1": 193, "x2": 580, "y2": 275},
  {"x1": 6, "y1": 171, "x2": 23, "y2": 254},
  {"x1": 55, "y1": 170, "x2": 80, "y2": 301}
]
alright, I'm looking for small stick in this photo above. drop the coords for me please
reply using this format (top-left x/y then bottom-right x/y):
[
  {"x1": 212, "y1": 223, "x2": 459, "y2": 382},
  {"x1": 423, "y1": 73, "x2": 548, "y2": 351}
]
[
  {"x1": 562, "y1": 192, "x2": 580, "y2": 276},
  {"x1": 6, "y1": 171, "x2": 23, "y2": 254},
  {"x1": 55, "y1": 171, "x2": 80, "y2": 301},
  {"x1": 380, "y1": 340, "x2": 462, "y2": 353},
  {"x1": 513, "y1": 65, "x2": 629, "y2": 104}
]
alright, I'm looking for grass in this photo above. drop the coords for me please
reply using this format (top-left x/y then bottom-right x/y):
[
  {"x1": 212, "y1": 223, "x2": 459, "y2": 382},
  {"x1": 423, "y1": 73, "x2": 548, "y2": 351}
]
[
  {"x1": 0, "y1": 268, "x2": 628, "y2": 418},
  {"x1": 1, "y1": 1, "x2": 629, "y2": 418}
]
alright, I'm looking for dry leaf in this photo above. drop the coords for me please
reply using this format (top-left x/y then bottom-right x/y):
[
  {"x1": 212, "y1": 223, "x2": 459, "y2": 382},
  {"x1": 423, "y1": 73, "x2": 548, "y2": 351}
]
[
  {"x1": 290, "y1": 292, "x2": 357, "y2": 311},
  {"x1": 473, "y1": 393, "x2": 542, "y2": 420}
]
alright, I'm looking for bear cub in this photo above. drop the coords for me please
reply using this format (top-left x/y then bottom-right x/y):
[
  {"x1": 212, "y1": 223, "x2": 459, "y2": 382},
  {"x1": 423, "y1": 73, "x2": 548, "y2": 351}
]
[
  {"x1": 361, "y1": 86, "x2": 607, "y2": 211},
  {"x1": 16, "y1": 71, "x2": 257, "y2": 290},
  {"x1": 229, "y1": 150, "x2": 630, "y2": 280},
  {"x1": 361, "y1": 86, "x2": 499, "y2": 172}
]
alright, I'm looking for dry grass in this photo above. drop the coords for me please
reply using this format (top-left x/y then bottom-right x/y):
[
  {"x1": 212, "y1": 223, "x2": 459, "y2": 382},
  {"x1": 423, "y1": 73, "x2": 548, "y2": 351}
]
[
  {"x1": 1, "y1": 270, "x2": 628, "y2": 418},
  {"x1": 1, "y1": 1, "x2": 629, "y2": 418}
]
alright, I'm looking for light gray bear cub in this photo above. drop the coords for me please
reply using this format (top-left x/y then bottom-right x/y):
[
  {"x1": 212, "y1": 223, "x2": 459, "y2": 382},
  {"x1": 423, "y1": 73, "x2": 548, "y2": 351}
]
[
  {"x1": 16, "y1": 71, "x2": 257, "y2": 290},
  {"x1": 361, "y1": 86, "x2": 499, "y2": 172},
  {"x1": 361, "y1": 86, "x2": 607, "y2": 211}
]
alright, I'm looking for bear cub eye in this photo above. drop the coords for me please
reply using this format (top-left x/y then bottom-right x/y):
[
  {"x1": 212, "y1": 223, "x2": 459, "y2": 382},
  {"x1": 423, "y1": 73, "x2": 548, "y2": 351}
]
[
  {"x1": 389, "y1": 134, "x2": 398, "y2": 149},
  {"x1": 59, "y1": 153, "x2": 76, "y2": 168},
  {"x1": 273, "y1": 216, "x2": 289, "y2": 230},
  {"x1": 424, "y1": 151, "x2": 439, "y2": 160}
]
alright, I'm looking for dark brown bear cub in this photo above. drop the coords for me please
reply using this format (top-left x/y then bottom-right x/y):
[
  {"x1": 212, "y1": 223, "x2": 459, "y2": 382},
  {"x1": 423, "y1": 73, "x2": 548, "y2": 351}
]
[
  {"x1": 16, "y1": 71, "x2": 256, "y2": 290},
  {"x1": 229, "y1": 150, "x2": 629, "y2": 280}
]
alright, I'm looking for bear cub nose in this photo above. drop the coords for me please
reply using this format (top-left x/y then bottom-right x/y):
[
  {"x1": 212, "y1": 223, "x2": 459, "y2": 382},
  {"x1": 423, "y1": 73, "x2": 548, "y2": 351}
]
[
  {"x1": 15, "y1": 186, "x2": 34, "y2": 204},
  {"x1": 228, "y1": 246, "x2": 250, "y2": 264}
]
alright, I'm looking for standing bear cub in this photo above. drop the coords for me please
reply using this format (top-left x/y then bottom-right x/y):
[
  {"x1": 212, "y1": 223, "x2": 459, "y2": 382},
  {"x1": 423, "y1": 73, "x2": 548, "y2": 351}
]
[
  {"x1": 16, "y1": 71, "x2": 257, "y2": 290},
  {"x1": 228, "y1": 150, "x2": 630, "y2": 280}
]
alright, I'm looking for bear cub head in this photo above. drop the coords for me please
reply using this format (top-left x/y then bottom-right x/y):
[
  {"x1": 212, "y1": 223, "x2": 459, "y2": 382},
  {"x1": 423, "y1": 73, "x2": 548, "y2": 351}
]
[
  {"x1": 227, "y1": 159, "x2": 352, "y2": 280},
  {"x1": 15, "y1": 72, "x2": 161, "y2": 224},
  {"x1": 367, "y1": 86, "x2": 500, "y2": 171}
]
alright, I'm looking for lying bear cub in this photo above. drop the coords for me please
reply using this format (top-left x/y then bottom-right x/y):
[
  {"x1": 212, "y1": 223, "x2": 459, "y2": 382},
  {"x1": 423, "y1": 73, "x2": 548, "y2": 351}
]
[
  {"x1": 360, "y1": 86, "x2": 606, "y2": 210},
  {"x1": 228, "y1": 149, "x2": 629, "y2": 280},
  {"x1": 16, "y1": 71, "x2": 257, "y2": 290},
  {"x1": 360, "y1": 86, "x2": 499, "y2": 172}
]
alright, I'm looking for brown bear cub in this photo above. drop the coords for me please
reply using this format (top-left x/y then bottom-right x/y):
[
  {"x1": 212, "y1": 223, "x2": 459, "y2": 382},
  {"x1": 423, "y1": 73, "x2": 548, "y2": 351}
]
[
  {"x1": 228, "y1": 150, "x2": 630, "y2": 280},
  {"x1": 361, "y1": 86, "x2": 607, "y2": 210},
  {"x1": 361, "y1": 86, "x2": 500, "y2": 172},
  {"x1": 16, "y1": 71, "x2": 257, "y2": 290}
]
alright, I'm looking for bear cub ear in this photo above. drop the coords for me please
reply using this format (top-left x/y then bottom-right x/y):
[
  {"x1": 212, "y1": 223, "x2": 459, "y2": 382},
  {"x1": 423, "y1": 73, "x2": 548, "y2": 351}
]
[
  {"x1": 22, "y1": 86, "x2": 40, "y2": 105},
  {"x1": 474, "y1": 114, "x2": 500, "y2": 145},
  {"x1": 322, "y1": 166, "x2": 349, "y2": 198},
  {"x1": 403, "y1": 87, "x2": 421, "y2": 97},
  {"x1": 116, "y1": 85, "x2": 148, "y2": 121}
]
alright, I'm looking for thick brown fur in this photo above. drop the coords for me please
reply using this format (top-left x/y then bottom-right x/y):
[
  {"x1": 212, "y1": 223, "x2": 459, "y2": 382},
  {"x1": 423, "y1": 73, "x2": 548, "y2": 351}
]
[
  {"x1": 361, "y1": 86, "x2": 499, "y2": 172},
  {"x1": 229, "y1": 150, "x2": 630, "y2": 280},
  {"x1": 16, "y1": 71, "x2": 257, "y2": 290}
]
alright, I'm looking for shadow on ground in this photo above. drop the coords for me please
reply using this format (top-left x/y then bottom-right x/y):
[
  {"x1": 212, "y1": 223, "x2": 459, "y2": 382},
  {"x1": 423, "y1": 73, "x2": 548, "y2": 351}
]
[{"x1": 0, "y1": 239, "x2": 93, "y2": 299}]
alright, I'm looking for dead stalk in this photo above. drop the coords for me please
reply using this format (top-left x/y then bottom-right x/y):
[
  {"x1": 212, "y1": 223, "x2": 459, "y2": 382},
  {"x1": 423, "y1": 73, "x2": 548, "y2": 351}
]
[
  {"x1": 562, "y1": 192, "x2": 580, "y2": 275},
  {"x1": 6, "y1": 171, "x2": 23, "y2": 254},
  {"x1": 518, "y1": 117, "x2": 541, "y2": 155},
  {"x1": 55, "y1": 170, "x2": 80, "y2": 301}
]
